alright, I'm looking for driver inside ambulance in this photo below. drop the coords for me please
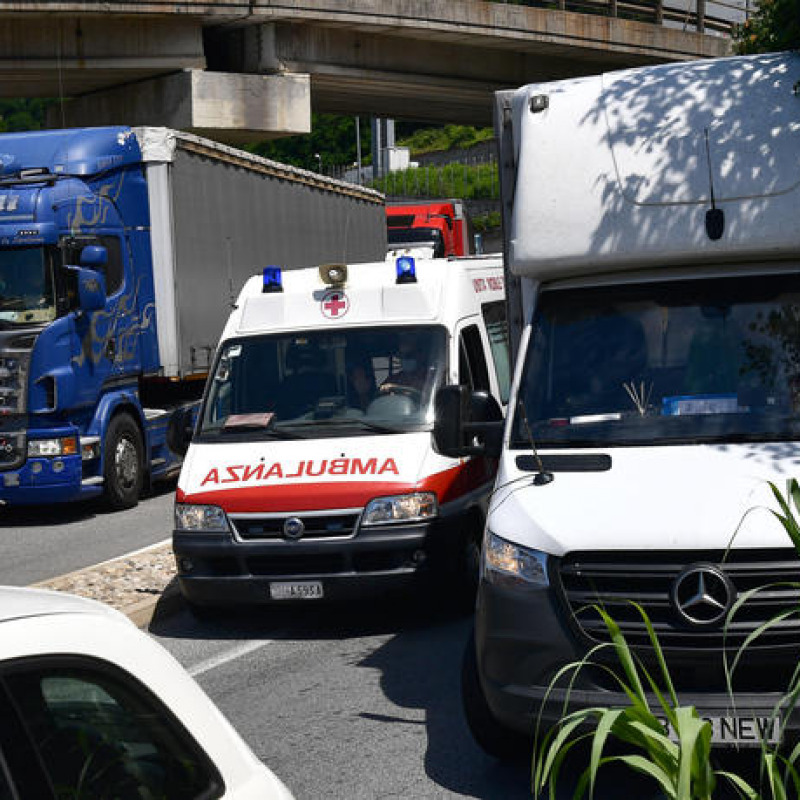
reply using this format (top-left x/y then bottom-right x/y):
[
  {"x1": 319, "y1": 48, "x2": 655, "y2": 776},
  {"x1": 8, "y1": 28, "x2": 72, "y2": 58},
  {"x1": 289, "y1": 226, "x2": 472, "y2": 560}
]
[{"x1": 380, "y1": 334, "x2": 429, "y2": 394}]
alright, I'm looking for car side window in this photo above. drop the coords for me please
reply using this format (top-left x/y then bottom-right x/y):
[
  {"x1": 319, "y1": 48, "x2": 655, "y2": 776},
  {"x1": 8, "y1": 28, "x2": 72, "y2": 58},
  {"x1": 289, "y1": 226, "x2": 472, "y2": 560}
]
[
  {"x1": 459, "y1": 324, "x2": 490, "y2": 393},
  {"x1": 2, "y1": 657, "x2": 223, "y2": 800}
]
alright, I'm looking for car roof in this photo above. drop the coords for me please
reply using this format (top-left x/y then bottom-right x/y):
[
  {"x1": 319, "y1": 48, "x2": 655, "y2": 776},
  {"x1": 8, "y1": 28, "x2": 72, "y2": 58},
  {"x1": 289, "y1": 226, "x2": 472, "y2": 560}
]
[{"x1": 0, "y1": 585, "x2": 121, "y2": 624}]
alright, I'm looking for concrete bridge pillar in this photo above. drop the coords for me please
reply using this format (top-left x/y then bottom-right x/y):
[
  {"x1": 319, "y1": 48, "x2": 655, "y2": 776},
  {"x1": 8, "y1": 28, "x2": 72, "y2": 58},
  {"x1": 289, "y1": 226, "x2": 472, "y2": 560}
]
[{"x1": 50, "y1": 70, "x2": 311, "y2": 143}]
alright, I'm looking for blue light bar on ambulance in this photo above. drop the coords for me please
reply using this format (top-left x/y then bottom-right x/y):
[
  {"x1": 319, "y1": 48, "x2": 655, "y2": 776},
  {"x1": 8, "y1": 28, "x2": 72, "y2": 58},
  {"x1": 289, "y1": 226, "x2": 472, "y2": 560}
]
[
  {"x1": 395, "y1": 256, "x2": 417, "y2": 284},
  {"x1": 262, "y1": 266, "x2": 283, "y2": 293}
]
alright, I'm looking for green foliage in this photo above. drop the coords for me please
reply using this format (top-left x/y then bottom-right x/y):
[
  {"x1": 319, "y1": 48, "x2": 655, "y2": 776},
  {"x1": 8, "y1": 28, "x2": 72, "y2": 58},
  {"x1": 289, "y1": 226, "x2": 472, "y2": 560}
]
[
  {"x1": 0, "y1": 99, "x2": 52, "y2": 132},
  {"x1": 369, "y1": 162, "x2": 499, "y2": 200},
  {"x1": 472, "y1": 211, "x2": 502, "y2": 233},
  {"x1": 396, "y1": 125, "x2": 493, "y2": 156},
  {"x1": 248, "y1": 114, "x2": 370, "y2": 171},
  {"x1": 733, "y1": 0, "x2": 800, "y2": 54},
  {"x1": 533, "y1": 603, "x2": 719, "y2": 800}
]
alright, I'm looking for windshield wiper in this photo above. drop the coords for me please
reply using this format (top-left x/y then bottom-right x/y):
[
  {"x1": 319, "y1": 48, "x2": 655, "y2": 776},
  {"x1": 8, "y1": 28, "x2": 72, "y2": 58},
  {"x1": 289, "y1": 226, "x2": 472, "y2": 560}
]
[{"x1": 280, "y1": 418, "x2": 412, "y2": 434}]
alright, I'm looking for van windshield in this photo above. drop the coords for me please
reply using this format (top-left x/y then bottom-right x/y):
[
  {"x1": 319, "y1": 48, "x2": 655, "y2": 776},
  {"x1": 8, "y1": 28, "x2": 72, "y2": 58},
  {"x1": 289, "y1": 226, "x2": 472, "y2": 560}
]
[
  {"x1": 512, "y1": 272, "x2": 800, "y2": 448},
  {"x1": 198, "y1": 326, "x2": 447, "y2": 439}
]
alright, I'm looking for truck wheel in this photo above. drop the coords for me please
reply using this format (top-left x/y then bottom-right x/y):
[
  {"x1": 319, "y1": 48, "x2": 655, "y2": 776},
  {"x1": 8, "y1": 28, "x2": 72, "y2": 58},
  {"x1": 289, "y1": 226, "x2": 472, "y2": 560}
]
[
  {"x1": 104, "y1": 413, "x2": 144, "y2": 510},
  {"x1": 461, "y1": 630, "x2": 533, "y2": 761}
]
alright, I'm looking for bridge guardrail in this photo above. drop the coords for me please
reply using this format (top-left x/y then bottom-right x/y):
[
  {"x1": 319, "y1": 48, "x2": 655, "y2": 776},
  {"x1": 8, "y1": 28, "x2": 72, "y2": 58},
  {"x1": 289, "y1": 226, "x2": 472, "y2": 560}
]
[{"x1": 491, "y1": 0, "x2": 749, "y2": 35}]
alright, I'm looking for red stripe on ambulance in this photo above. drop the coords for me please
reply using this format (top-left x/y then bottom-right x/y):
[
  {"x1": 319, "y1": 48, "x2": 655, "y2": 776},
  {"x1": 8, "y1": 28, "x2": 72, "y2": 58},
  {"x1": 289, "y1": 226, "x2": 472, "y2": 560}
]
[{"x1": 177, "y1": 458, "x2": 494, "y2": 513}]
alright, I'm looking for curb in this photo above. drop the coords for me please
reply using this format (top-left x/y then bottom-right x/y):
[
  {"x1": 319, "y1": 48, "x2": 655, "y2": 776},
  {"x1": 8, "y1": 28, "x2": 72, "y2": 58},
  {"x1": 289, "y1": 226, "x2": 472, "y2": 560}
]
[
  {"x1": 32, "y1": 539, "x2": 186, "y2": 629},
  {"x1": 123, "y1": 582, "x2": 185, "y2": 629}
]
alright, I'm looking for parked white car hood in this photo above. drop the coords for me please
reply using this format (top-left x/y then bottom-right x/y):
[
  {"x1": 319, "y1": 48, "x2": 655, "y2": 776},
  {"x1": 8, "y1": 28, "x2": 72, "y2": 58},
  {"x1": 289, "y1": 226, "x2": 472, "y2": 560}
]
[{"x1": 489, "y1": 443, "x2": 800, "y2": 555}]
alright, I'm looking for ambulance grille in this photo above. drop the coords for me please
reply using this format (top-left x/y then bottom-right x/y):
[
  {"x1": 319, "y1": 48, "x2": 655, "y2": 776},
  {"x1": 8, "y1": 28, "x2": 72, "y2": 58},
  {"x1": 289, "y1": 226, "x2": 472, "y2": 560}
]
[
  {"x1": 558, "y1": 548, "x2": 800, "y2": 651},
  {"x1": 231, "y1": 513, "x2": 360, "y2": 541}
]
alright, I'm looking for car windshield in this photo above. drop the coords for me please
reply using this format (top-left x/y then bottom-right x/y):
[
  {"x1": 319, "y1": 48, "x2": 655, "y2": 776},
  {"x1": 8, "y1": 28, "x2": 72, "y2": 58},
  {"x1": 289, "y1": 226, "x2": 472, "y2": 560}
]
[
  {"x1": 198, "y1": 325, "x2": 447, "y2": 439},
  {"x1": 0, "y1": 247, "x2": 57, "y2": 325},
  {"x1": 512, "y1": 272, "x2": 800, "y2": 448}
]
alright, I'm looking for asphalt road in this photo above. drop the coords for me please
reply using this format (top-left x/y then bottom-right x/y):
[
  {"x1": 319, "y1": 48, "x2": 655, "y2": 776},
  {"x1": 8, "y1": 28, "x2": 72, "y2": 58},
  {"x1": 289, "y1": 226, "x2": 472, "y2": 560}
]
[
  {"x1": 152, "y1": 595, "x2": 538, "y2": 800},
  {"x1": 0, "y1": 483, "x2": 175, "y2": 585}
]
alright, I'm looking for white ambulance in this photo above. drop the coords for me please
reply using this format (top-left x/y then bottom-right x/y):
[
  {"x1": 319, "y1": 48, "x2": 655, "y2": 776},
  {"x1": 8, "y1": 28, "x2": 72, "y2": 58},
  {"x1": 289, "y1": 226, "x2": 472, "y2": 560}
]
[{"x1": 173, "y1": 255, "x2": 509, "y2": 611}]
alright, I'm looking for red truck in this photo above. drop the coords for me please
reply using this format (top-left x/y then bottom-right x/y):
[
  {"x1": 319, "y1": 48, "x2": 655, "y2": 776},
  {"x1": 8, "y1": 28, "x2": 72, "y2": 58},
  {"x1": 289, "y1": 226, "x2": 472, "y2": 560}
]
[{"x1": 386, "y1": 199, "x2": 472, "y2": 258}]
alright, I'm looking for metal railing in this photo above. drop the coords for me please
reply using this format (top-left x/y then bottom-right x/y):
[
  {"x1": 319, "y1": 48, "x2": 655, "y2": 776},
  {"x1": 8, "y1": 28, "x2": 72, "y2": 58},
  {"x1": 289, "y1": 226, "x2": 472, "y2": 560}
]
[{"x1": 490, "y1": 0, "x2": 751, "y2": 35}]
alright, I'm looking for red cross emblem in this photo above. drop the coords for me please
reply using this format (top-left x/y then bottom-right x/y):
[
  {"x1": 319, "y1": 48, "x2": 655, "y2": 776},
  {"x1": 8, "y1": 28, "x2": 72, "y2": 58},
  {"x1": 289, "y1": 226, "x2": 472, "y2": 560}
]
[{"x1": 321, "y1": 289, "x2": 349, "y2": 319}]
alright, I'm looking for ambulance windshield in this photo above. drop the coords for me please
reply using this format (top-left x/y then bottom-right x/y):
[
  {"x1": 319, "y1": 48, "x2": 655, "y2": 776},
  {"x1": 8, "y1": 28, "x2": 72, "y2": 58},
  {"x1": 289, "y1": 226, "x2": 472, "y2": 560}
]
[
  {"x1": 513, "y1": 272, "x2": 800, "y2": 448},
  {"x1": 199, "y1": 326, "x2": 447, "y2": 438}
]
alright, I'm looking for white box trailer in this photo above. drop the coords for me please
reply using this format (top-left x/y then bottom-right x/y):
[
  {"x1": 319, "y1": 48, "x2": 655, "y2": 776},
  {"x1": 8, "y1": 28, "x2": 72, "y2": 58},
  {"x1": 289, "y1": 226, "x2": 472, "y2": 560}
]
[{"x1": 139, "y1": 128, "x2": 386, "y2": 378}]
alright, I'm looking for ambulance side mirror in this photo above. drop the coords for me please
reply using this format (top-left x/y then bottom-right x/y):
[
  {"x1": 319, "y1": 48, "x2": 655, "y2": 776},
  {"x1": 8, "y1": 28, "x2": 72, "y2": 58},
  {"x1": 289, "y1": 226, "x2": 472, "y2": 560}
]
[{"x1": 433, "y1": 386, "x2": 503, "y2": 458}]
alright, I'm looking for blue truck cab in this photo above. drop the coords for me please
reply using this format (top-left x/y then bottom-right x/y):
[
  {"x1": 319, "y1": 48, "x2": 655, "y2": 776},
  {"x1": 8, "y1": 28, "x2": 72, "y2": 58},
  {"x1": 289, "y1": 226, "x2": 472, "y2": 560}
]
[
  {"x1": 0, "y1": 126, "x2": 387, "y2": 509},
  {"x1": 0, "y1": 127, "x2": 185, "y2": 508}
]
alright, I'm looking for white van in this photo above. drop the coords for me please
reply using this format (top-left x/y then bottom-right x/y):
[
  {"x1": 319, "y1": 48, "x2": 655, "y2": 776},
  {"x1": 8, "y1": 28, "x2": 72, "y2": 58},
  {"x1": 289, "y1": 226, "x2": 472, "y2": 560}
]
[
  {"x1": 173, "y1": 255, "x2": 509, "y2": 611},
  {"x1": 435, "y1": 51, "x2": 800, "y2": 757}
]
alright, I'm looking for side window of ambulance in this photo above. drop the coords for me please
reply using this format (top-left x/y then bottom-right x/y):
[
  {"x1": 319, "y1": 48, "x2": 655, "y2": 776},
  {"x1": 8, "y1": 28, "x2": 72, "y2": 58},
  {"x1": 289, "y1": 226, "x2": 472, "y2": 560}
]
[
  {"x1": 459, "y1": 324, "x2": 490, "y2": 393},
  {"x1": 1, "y1": 657, "x2": 222, "y2": 800},
  {"x1": 482, "y1": 301, "x2": 511, "y2": 404}
]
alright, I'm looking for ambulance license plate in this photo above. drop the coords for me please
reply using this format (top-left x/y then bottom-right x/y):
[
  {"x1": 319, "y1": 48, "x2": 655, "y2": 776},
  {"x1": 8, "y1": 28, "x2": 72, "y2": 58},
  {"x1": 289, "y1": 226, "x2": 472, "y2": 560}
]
[{"x1": 269, "y1": 581, "x2": 323, "y2": 600}]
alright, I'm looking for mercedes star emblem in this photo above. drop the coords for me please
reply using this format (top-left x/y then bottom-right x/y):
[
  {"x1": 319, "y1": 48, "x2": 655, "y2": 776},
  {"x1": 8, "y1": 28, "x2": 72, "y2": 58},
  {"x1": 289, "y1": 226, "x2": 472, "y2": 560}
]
[{"x1": 671, "y1": 564, "x2": 735, "y2": 627}]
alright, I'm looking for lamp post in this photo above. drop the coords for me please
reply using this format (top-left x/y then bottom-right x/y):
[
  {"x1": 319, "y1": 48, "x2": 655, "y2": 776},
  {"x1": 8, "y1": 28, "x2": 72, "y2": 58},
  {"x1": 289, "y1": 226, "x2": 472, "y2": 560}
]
[{"x1": 314, "y1": 153, "x2": 322, "y2": 173}]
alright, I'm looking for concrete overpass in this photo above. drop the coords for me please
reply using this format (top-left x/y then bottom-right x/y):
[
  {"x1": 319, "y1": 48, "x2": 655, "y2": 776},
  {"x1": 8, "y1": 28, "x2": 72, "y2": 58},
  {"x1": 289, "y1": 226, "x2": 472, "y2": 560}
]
[{"x1": 0, "y1": 0, "x2": 742, "y2": 141}]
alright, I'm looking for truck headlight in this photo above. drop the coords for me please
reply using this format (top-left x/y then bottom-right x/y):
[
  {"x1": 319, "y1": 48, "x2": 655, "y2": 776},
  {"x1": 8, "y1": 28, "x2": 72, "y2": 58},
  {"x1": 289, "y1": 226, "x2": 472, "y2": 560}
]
[
  {"x1": 361, "y1": 492, "x2": 437, "y2": 525},
  {"x1": 28, "y1": 436, "x2": 78, "y2": 458},
  {"x1": 483, "y1": 530, "x2": 549, "y2": 587},
  {"x1": 174, "y1": 503, "x2": 229, "y2": 532}
]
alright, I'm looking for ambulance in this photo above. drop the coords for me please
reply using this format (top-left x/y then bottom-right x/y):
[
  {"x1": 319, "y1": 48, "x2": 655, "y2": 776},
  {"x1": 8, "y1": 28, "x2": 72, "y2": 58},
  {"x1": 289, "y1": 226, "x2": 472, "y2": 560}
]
[{"x1": 172, "y1": 254, "x2": 509, "y2": 611}]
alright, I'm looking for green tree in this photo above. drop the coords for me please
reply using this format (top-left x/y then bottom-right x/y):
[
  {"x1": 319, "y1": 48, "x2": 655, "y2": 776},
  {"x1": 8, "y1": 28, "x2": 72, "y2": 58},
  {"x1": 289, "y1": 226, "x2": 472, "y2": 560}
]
[
  {"x1": 0, "y1": 99, "x2": 52, "y2": 132},
  {"x1": 249, "y1": 114, "x2": 370, "y2": 172},
  {"x1": 733, "y1": 0, "x2": 800, "y2": 54}
]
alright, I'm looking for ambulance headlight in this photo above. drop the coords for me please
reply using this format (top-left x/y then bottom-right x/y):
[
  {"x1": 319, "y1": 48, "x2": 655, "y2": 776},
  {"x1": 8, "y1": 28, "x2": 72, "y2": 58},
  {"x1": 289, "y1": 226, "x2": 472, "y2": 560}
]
[
  {"x1": 483, "y1": 531, "x2": 549, "y2": 587},
  {"x1": 174, "y1": 503, "x2": 229, "y2": 532},
  {"x1": 362, "y1": 492, "x2": 437, "y2": 525}
]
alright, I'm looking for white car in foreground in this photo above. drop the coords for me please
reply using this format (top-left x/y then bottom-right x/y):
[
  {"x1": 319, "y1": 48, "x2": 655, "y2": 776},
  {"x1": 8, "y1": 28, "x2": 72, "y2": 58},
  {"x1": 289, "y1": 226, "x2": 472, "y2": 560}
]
[{"x1": 0, "y1": 586, "x2": 292, "y2": 799}]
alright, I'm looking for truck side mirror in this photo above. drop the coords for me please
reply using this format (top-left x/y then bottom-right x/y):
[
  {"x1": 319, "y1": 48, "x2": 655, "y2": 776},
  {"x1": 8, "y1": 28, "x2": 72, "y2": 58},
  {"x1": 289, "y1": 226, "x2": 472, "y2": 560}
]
[
  {"x1": 167, "y1": 404, "x2": 197, "y2": 456},
  {"x1": 80, "y1": 245, "x2": 108, "y2": 268},
  {"x1": 66, "y1": 266, "x2": 106, "y2": 312},
  {"x1": 433, "y1": 385, "x2": 504, "y2": 458}
]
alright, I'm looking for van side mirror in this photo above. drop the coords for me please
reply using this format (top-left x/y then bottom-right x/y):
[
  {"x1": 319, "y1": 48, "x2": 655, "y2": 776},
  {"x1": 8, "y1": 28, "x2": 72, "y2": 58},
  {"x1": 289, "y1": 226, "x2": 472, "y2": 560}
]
[
  {"x1": 433, "y1": 385, "x2": 503, "y2": 458},
  {"x1": 66, "y1": 266, "x2": 106, "y2": 312}
]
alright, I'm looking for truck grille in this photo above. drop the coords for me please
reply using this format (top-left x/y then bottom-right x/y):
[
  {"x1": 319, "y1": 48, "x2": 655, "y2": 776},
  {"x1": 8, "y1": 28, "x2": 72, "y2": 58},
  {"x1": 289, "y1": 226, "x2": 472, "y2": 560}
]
[
  {"x1": 231, "y1": 512, "x2": 360, "y2": 541},
  {"x1": 558, "y1": 549, "x2": 800, "y2": 652},
  {"x1": 0, "y1": 351, "x2": 29, "y2": 417}
]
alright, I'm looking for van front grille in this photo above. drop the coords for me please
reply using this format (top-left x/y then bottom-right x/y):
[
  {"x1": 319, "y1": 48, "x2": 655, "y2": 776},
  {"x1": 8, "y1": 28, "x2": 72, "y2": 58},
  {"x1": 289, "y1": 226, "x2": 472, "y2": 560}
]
[{"x1": 558, "y1": 548, "x2": 800, "y2": 651}]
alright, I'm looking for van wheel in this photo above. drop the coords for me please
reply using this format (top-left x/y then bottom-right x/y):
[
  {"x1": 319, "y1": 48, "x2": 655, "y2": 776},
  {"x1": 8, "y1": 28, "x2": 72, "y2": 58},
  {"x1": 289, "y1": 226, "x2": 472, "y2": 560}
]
[
  {"x1": 461, "y1": 629, "x2": 532, "y2": 761},
  {"x1": 104, "y1": 413, "x2": 144, "y2": 510}
]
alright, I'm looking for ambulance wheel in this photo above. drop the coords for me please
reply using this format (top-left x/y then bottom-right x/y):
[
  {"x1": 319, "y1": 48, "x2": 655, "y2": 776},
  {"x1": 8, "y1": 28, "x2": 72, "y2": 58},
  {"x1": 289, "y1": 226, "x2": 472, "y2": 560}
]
[
  {"x1": 104, "y1": 413, "x2": 144, "y2": 510},
  {"x1": 461, "y1": 629, "x2": 532, "y2": 761}
]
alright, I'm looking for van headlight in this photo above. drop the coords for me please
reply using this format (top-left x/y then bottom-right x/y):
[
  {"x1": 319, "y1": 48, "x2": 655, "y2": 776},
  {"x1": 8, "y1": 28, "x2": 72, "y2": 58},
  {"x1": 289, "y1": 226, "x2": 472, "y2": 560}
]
[
  {"x1": 174, "y1": 503, "x2": 229, "y2": 532},
  {"x1": 483, "y1": 530, "x2": 549, "y2": 587},
  {"x1": 362, "y1": 492, "x2": 437, "y2": 525}
]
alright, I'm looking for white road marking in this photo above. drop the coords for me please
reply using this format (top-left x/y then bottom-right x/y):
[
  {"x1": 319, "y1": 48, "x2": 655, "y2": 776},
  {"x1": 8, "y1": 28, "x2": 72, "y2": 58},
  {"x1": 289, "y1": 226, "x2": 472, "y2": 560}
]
[{"x1": 189, "y1": 639, "x2": 274, "y2": 677}]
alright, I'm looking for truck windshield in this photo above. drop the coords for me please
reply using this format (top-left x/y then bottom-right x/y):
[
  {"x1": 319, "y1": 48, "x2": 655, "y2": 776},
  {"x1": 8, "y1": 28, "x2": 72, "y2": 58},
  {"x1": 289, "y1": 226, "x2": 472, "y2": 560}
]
[
  {"x1": 387, "y1": 228, "x2": 444, "y2": 256},
  {"x1": 198, "y1": 326, "x2": 447, "y2": 439},
  {"x1": 512, "y1": 272, "x2": 800, "y2": 448},
  {"x1": 0, "y1": 247, "x2": 57, "y2": 325}
]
